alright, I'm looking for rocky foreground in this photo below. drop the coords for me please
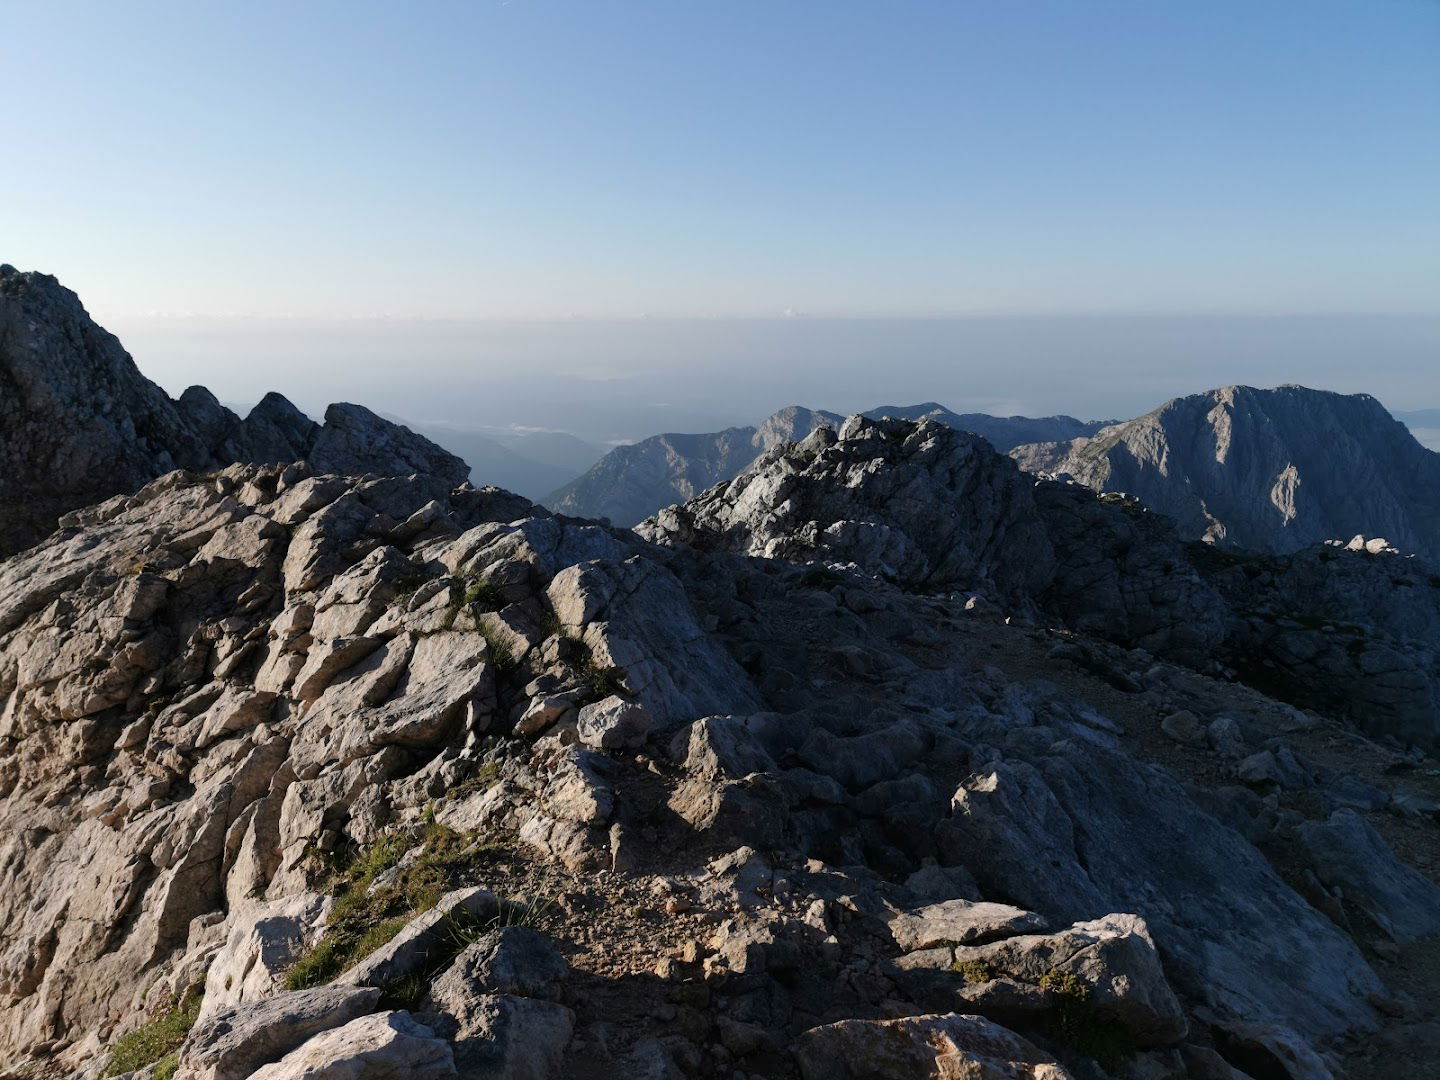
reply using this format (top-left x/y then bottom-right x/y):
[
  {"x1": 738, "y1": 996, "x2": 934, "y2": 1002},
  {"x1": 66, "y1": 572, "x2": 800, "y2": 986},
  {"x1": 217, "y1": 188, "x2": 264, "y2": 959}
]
[{"x1": 2, "y1": 417, "x2": 1439, "y2": 1079}]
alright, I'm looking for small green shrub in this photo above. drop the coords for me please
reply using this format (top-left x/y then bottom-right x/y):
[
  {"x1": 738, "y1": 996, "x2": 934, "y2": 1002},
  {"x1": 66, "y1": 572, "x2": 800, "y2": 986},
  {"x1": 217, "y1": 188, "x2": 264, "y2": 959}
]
[
  {"x1": 1038, "y1": 970, "x2": 1135, "y2": 1070},
  {"x1": 951, "y1": 958, "x2": 993, "y2": 985},
  {"x1": 103, "y1": 989, "x2": 203, "y2": 1077}
]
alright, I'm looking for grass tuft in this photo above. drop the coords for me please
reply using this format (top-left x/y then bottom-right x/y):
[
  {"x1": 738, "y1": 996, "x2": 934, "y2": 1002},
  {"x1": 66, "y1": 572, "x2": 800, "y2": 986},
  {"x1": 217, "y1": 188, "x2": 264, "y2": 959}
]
[
  {"x1": 951, "y1": 958, "x2": 993, "y2": 985},
  {"x1": 284, "y1": 823, "x2": 476, "y2": 991},
  {"x1": 462, "y1": 577, "x2": 504, "y2": 613},
  {"x1": 103, "y1": 989, "x2": 203, "y2": 1078}
]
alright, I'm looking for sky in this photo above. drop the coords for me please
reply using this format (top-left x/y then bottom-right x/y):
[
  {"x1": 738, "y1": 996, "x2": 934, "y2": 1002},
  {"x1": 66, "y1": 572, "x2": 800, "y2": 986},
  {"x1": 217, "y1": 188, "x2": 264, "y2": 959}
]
[{"x1": 3, "y1": 0, "x2": 1438, "y2": 440}]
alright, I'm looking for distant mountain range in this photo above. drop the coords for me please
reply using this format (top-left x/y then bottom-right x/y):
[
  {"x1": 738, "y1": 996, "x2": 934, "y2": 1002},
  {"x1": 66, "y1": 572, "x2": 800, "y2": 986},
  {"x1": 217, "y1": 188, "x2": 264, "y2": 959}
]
[
  {"x1": 546, "y1": 405, "x2": 1110, "y2": 525},
  {"x1": 546, "y1": 406, "x2": 842, "y2": 526},
  {"x1": 543, "y1": 386, "x2": 1440, "y2": 561}
]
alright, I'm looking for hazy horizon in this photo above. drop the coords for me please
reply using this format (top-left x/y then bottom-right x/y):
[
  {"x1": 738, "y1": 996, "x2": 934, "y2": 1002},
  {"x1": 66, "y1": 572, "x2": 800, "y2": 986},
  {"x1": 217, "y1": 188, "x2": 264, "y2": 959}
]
[{"x1": 102, "y1": 310, "x2": 1440, "y2": 449}]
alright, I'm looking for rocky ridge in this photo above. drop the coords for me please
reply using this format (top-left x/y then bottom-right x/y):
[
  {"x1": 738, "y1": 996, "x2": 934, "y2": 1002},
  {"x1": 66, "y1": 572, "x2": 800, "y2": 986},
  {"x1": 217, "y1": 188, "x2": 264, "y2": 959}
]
[
  {"x1": 0, "y1": 415, "x2": 1437, "y2": 1079},
  {"x1": 0, "y1": 265, "x2": 468, "y2": 558},
  {"x1": 546, "y1": 406, "x2": 1109, "y2": 528},
  {"x1": 1011, "y1": 385, "x2": 1440, "y2": 559}
]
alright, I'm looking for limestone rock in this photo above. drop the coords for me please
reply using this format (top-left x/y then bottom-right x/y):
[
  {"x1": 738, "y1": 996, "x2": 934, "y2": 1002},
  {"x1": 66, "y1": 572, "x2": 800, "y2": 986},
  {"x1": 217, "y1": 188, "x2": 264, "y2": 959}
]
[
  {"x1": 247, "y1": 1010, "x2": 456, "y2": 1079},
  {"x1": 176, "y1": 985, "x2": 381, "y2": 1080},
  {"x1": 0, "y1": 265, "x2": 468, "y2": 558},
  {"x1": 575, "y1": 695, "x2": 652, "y2": 749},
  {"x1": 792, "y1": 1012, "x2": 1073, "y2": 1079},
  {"x1": 421, "y1": 991, "x2": 574, "y2": 1079},
  {"x1": 425, "y1": 928, "x2": 568, "y2": 1003},
  {"x1": 1294, "y1": 809, "x2": 1440, "y2": 944},
  {"x1": 946, "y1": 914, "x2": 1187, "y2": 1046},
  {"x1": 886, "y1": 899, "x2": 1048, "y2": 952},
  {"x1": 338, "y1": 889, "x2": 500, "y2": 989},
  {"x1": 1013, "y1": 384, "x2": 1440, "y2": 558}
]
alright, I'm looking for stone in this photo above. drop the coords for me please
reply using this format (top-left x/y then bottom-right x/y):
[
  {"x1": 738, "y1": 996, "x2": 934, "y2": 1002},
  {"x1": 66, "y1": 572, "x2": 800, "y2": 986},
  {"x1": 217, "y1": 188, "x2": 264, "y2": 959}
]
[
  {"x1": 247, "y1": 1010, "x2": 456, "y2": 1079},
  {"x1": 943, "y1": 914, "x2": 1187, "y2": 1046},
  {"x1": 541, "y1": 747, "x2": 614, "y2": 825},
  {"x1": 425, "y1": 928, "x2": 568, "y2": 1002},
  {"x1": 886, "y1": 899, "x2": 1049, "y2": 952},
  {"x1": 200, "y1": 893, "x2": 332, "y2": 1020},
  {"x1": 1207, "y1": 716, "x2": 1249, "y2": 759},
  {"x1": 1160, "y1": 710, "x2": 1205, "y2": 745},
  {"x1": 575, "y1": 694, "x2": 653, "y2": 750},
  {"x1": 0, "y1": 265, "x2": 467, "y2": 558},
  {"x1": 420, "y1": 992, "x2": 574, "y2": 1079},
  {"x1": 1294, "y1": 809, "x2": 1440, "y2": 944},
  {"x1": 515, "y1": 695, "x2": 577, "y2": 737},
  {"x1": 792, "y1": 1012, "x2": 1073, "y2": 1079},
  {"x1": 338, "y1": 889, "x2": 499, "y2": 989},
  {"x1": 176, "y1": 985, "x2": 382, "y2": 1080}
]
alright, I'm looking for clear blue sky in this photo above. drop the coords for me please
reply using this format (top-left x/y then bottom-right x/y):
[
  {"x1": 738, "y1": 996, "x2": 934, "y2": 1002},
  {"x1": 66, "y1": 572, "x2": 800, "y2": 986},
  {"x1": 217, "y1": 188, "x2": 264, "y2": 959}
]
[{"x1": 4, "y1": 0, "x2": 1437, "y2": 321}]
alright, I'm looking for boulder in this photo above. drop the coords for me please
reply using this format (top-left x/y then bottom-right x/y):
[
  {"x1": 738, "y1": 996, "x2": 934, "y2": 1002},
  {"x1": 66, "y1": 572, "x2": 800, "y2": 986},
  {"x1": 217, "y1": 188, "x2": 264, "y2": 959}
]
[
  {"x1": 200, "y1": 893, "x2": 332, "y2": 1020},
  {"x1": 575, "y1": 695, "x2": 652, "y2": 750},
  {"x1": 948, "y1": 916, "x2": 1186, "y2": 1047},
  {"x1": 176, "y1": 985, "x2": 381, "y2": 1080},
  {"x1": 886, "y1": 899, "x2": 1048, "y2": 952},
  {"x1": 338, "y1": 889, "x2": 499, "y2": 989},
  {"x1": 792, "y1": 1012, "x2": 1073, "y2": 1079},
  {"x1": 420, "y1": 992, "x2": 574, "y2": 1079},
  {"x1": 247, "y1": 1010, "x2": 456, "y2": 1079},
  {"x1": 425, "y1": 928, "x2": 568, "y2": 1002},
  {"x1": 1294, "y1": 809, "x2": 1440, "y2": 944}
]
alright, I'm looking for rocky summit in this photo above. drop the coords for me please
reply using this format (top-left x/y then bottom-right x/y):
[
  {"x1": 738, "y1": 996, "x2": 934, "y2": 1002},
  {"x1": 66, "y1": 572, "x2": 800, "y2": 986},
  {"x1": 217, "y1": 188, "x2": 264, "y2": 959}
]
[
  {"x1": 0, "y1": 405, "x2": 1438, "y2": 1080},
  {"x1": 1011, "y1": 385, "x2": 1440, "y2": 559},
  {"x1": 0, "y1": 265, "x2": 468, "y2": 558}
]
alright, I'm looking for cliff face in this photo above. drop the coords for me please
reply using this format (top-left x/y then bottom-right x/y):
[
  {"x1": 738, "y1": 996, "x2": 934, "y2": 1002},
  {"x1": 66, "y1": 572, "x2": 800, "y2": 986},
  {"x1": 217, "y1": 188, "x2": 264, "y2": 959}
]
[
  {"x1": 0, "y1": 266, "x2": 468, "y2": 556},
  {"x1": 1011, "y1": 385, "x2": 1440, "y2": 557}
]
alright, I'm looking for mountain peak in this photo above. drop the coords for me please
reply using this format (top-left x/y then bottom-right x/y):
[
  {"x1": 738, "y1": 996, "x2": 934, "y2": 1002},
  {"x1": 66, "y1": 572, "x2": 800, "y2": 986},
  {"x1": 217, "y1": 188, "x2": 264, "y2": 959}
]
[
  {"x1": 1019, "y1": 383, "x2": 1440, "y2": 554},
  {"x1": 0, "y1": 266, "x2": 471, "y2": 556}
]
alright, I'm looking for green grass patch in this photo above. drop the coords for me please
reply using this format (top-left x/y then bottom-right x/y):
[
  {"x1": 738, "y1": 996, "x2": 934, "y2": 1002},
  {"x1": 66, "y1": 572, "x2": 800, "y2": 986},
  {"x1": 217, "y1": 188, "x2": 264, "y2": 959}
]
[
  {"x1": 103, "y1": 989, "x2": 203, "y2": 1078},
  {"x1": 284, "y1": 823, "x2": 478, "y2": 991},
  {"x1": 581, "y1": 659, "x2": 626, "y2": 699}
]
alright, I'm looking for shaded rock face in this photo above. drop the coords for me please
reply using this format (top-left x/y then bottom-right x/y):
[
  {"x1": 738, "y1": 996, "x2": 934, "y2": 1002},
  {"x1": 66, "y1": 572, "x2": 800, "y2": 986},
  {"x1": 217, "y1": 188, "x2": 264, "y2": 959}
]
[
  {"x1": 1012, "y1": 384, "x2": 1440, "y2": 558},
  {"x1": 0, "y1": 266, "x2": 468, "y2": 557},
  {"x1": 639, "y1": 416, "x2": 1228, "y2": 663},
  {"x1": 1, "y1": 416, "x2": 1438, "y2": 1079},
  {"x1": 641, "y1": 415, "x2": 1440, "y2": 744}
]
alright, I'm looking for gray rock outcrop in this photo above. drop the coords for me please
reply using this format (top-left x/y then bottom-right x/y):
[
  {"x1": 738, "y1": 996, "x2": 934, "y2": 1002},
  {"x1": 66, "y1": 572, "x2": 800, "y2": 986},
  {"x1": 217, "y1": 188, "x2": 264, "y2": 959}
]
[{"x1": 0, "y1": 265, "x2": 468, "y2": 557}]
